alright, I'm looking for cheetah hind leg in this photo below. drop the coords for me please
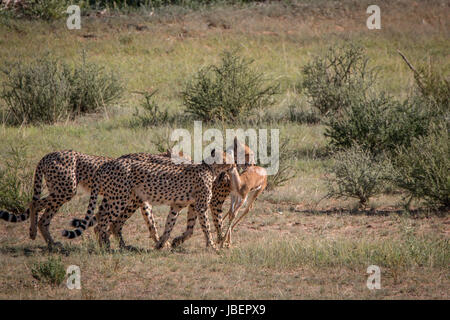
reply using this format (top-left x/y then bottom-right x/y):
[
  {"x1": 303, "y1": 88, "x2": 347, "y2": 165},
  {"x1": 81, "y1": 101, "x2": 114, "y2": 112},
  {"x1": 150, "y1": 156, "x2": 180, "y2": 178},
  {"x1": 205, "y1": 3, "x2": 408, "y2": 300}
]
[
  {"x1": 111, "y1": 200, "x2": 139, "y2": 250},
  {"x1": 29, "y1": 195, "x2": 55, "y2": 240},
  {"x1": 95, "y1": 200, "x2": 113, "y2": 251},
  {"x1": 38, "y1": 206, "x2": 64, "y2": 251}
]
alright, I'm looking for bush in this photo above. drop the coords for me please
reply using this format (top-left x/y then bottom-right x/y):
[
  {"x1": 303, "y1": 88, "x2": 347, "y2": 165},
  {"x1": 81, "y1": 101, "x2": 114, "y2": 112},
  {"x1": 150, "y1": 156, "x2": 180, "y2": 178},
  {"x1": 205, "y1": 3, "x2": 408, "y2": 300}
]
[
  {"x1": 133, "y1": 90, "x2": 169, "y2": 126},
  {"x1": 68, "y1": 53, "x2": 124, "y2": 116},
  {"x1": 325, "y1": 145, "x2": 391, "y2": 206},
  {"x1": 299, "y1": 42, "x2": 377, "y2": 116},
  {"x1": 1, "y1": 54, "x2": 71, "y2": 124},
  {"x1": 31, "y1": 256, "x2": 66, "y2": 286},
  {"x1": 398, "y1": 51, "x2": 449, "y2": 111},
  {"x1": 391, "y1": 124, "x2": 449, "y2": 210},
  {"x1": 416, "y1": 64, "x2": 450, "y2": 109},
  {"x1": 325, "y1": 94, "x2": 435, "y2": 156},
  {"x1": 0, "y1": 144, "x2": 34, "y2": 214},
  {"x1": 1, "y1": 0, "x2": 71, "y2": 21},
  {"x1": 0, "y1": 53, "x2": 123, "y2": 125},
  {"x1": 182, "y1": 50, "x2": 278, "y2": 122}
]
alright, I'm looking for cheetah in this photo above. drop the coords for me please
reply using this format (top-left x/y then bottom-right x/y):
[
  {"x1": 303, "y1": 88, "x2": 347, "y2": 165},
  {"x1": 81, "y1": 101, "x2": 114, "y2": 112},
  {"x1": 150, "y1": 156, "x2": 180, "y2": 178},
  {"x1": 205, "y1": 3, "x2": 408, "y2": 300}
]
[
  {"x1": 70, "y1": 138, "x2": 255, "y2": 248},
  {"x1": 0, "y1": 150, "x2": 112, "y2": 249},
  {"x1": 62, "y1": 150, "x2": 236, "y2": 251},
  {"x1": 0, "y1": 150, "x2": 187, "y2": 249}
]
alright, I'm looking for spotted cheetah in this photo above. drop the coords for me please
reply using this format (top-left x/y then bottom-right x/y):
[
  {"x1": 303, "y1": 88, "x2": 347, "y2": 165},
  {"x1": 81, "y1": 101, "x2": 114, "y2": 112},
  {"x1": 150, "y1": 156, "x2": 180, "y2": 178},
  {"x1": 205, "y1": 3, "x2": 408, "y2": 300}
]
[
  {"x1": 95, "y1": 165, "x2": 234, "y2": 249},
  {"x1": 70, "y1": 138, "x2": 255, "y2": 248},
  {"x1": 62, "y1": 150, "x2": 236, "y2": 251},
  {"x1": 0, "y1": 150, "x2": 187, "y2": 249},
  {"x1": 0, "y1": 150, "x2": 112, "y2": 249}
]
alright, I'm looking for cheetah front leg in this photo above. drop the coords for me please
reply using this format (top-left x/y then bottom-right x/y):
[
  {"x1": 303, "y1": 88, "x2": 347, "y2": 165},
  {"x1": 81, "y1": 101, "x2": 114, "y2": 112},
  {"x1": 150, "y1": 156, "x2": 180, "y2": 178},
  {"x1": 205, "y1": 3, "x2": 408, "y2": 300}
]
[
  {"x1": 172, "y1": 204, "x2": 197, "y2": 248},
  {"x1": 155, "y1": 205, "x2": 184, "y2": 250},
  {"x1": 97, "y1": 201, "x2": 112, "y2": 250},
  {"x1": 195, "y1": 202, "x2": 218, "y2": 252},
  {"x1": 140, "y1": 201, "x2": 160, "y2": 244},
  {"x1": 98, "y1": 197, "x2": 128, "y2": 250},
  {"x1": 109, "y1": 198, "x2": 140, "y2": 249},
  {"x1": 209, "y1": 195, "x2": 228, "y2": 245}
]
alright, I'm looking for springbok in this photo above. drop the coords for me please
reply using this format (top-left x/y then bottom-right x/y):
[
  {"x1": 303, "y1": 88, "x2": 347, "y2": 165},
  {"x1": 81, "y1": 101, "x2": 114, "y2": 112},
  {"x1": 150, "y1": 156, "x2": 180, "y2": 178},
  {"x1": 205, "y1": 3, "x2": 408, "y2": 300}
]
[{"x1": 221, "y1": 165, "x2": 267, "y2": 247}]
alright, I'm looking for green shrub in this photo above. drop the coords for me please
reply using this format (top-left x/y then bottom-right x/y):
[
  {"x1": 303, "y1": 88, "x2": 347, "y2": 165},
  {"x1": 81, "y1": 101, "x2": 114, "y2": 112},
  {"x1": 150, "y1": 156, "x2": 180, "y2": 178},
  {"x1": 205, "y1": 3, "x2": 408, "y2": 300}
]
[
  {"x1": 31, "y1": 256, "x2": 66, "y2": 286},
  {"x1": 182, "y1": 50, "x2": 278, "y2": 122},
  {"x1": 299, "y1": 42, "x2": 377, "y2": 116},
  {"x1": 68, "y1": 53, "x2": 124, "y2": 116},
  {"x1": 0, "y1": 53, "x2": 124, "y2": 125},
  {"x1": 0, "y1": 143, "x2": 33, "y2": 214},
  {"x1": 325, "y1": 145, "x2": 391, "y2": 206},
  {"x1": 398, "y1": 51, "x2": 450, "y2": 112},
  {"x1": 416, "y1": 65, "x2": 450, "y2": 110},
  {"x1": 391, "y1": 124, "x2": 449, "y2": 210},
  {"x1": 1, "y1": 0, "x2": 71, "y2": 21},
  {"x1": 325, "y1": 94, "x2": 435, "y2": 156},
  {"x1": 133, "y1": 90, "x2": 169, "y2": 126},
  {"x1": 0, "y1": 54, "x2": 71, "y2": 125}
]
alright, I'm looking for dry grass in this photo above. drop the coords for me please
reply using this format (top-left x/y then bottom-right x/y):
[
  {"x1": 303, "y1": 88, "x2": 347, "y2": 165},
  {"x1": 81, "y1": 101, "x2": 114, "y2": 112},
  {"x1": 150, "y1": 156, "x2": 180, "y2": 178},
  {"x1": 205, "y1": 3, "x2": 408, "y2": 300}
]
[{"x1": 1, "y1": 197, "x2": 448, "y2": 299}]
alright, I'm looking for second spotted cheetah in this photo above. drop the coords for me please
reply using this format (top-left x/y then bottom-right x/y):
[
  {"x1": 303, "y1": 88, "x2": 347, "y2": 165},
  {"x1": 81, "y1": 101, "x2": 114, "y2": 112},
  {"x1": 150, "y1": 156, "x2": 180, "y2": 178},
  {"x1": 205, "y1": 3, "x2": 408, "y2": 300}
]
[{"x1": 62, "y1": 150, "x2": 236, "y2": 251}]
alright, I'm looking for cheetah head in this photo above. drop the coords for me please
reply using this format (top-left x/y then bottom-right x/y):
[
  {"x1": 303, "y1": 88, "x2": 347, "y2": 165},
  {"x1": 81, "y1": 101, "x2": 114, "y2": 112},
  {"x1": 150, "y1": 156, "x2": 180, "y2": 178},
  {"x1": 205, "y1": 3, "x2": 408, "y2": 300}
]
[{"x1": 205, "y1": 148, "x2": 236, "y2": 175}]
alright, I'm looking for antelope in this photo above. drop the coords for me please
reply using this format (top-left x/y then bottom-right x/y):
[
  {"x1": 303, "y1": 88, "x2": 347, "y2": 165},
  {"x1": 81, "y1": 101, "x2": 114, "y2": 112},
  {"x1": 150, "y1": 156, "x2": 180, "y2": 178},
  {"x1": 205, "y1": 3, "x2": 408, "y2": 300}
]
[{"x1": 221, "y1": 165, "x2": 267, "y2": 247}]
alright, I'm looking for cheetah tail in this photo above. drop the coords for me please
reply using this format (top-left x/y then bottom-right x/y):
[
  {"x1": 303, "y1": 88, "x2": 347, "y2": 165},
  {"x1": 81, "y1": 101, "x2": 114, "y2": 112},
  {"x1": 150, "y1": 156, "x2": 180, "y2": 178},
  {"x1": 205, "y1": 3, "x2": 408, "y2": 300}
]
[
  {"x1": 0, "y1": 208, "x2": 30, "y2": 223},
  {"x1": 29, "y1": 159, "x2": 45, "y2": 240},
  {"x1": 62, "y1": 183, "x2": 99, "y2": 239},
  {"x1": 70, "y1": 216, "x2": 97, "y2": 228}
]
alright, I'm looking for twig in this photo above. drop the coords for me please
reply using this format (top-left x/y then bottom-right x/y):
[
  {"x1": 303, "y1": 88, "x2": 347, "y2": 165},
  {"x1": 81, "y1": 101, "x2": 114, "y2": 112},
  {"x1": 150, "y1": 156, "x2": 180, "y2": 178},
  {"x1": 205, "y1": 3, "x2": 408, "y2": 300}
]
[{"x1": 397, "y1": 50, "x2": 424, "y2": 91}]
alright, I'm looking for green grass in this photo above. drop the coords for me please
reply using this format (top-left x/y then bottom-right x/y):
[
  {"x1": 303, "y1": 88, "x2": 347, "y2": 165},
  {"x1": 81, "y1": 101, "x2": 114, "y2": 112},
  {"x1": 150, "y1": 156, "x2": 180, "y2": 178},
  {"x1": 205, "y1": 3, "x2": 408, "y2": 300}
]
[
  {"x1": 224, "y1": 235, "x2": 449, "y2": 270},
  {"x1": 31, "y1": 256, "x2": 66, "y2": 286}
]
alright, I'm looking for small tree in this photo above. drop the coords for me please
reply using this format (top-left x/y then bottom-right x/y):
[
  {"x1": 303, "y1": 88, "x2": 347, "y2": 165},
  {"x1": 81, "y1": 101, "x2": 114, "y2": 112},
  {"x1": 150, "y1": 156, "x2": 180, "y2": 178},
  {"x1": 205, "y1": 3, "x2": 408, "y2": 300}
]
[
  {"x1": 182, "y1": 50, "x2": 278, "y2": 122},
  {"x1": 67, "y1": 52, "x2": 124, "y2": 116},
  {"x1": 326, "y1": 145, "x2": 391, "y2": 206},
  {"x1": 132, "y1": 90, "x2": 170, "y2": 126},
  {"x1": 398, "y1": 50, "x2": 449, "y2": 111},
  {"x1": 391, "y1": 123, "x2": 449, "y2": 210},
  {"x1": 299, "y1": 42, "x2": 377, "y2": 116},
  {"x1": 0, "y1": 52, "x2": 124, "y2": 125},
  {"x1": 325, "y1": 94, "x2": 435, "y2": 156},
  {"x1": 0, "y1": 54, "x2": 71, "y2": 125}
]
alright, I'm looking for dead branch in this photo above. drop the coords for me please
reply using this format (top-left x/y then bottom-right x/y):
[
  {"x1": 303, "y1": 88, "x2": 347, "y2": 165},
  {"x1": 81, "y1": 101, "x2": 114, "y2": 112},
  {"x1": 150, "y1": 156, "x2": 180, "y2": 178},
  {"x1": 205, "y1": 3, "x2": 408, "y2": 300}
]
[{"x1": 397, "y1": 50, "x2": 424, "y2": 91}]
